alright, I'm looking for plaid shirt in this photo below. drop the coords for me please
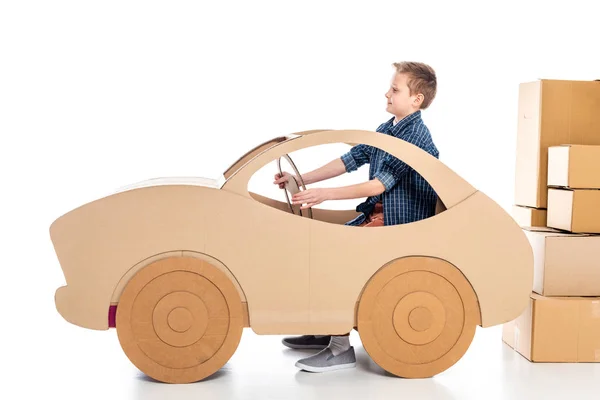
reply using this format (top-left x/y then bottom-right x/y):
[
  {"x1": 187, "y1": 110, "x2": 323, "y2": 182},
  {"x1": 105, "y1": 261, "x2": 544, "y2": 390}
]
[{"x1": 340, "y1": 110, "x2": 439, "y2": 226}]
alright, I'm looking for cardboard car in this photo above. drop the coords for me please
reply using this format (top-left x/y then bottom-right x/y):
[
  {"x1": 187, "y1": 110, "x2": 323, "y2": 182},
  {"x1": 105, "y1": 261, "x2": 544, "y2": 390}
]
[{"x1": 51, "y1": 129, "x2": 533, "y2": 383}]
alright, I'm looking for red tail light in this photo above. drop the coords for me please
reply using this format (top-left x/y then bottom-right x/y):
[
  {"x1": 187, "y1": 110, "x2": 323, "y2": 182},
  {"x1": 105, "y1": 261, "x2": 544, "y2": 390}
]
[{"x1": 108, "y1": 305, "x2": 117, "y2": 328}]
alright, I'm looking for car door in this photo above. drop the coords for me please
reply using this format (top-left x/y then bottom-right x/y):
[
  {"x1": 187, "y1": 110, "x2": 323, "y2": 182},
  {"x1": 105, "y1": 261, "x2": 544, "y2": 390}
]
[{"x1": 221, "y1": 129, "x2": 475, "y2": 334}]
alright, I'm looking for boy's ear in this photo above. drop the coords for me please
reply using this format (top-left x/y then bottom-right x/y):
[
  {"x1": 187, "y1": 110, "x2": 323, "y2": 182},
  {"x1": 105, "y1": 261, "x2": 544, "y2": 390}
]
[{"x1": 414, "y1": 93, "x2": 424, "y2": 107}]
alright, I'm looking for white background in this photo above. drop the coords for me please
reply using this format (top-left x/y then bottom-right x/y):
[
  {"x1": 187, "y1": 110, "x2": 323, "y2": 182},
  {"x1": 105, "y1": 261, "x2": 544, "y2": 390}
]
[{"x1": 2, "y1": 0, "x2": 600, "y2": 399}]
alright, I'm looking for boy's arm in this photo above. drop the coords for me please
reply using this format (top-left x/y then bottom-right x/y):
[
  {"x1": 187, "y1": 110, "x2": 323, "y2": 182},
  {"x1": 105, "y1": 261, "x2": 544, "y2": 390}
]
[
  {"x1": 298, "y1": 143, "x2": 371, "y2": 185},
  {"x1": 340, "y1": 144, "x2": 370, "y2": 173},
  {"x1": 292, "y1": 127, "x2": 431, "y2": 209},
  {"x1": 275, "y1": 143, "x2": 370, "y2": 186},
  {"x1": 291, "y1": 179, "x2": 385, "y2": 209},
  {"x1": 295, "y1": 158, "x2": 347, "y2": 185},
  {"x1": 328, "y1": 179, "x2": 385, "y2": 200}
]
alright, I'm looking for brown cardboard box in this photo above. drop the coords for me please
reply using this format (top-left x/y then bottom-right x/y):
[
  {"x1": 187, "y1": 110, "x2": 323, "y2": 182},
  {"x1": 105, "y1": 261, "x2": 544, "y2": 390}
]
[
  {"x1": 503, "y1": 293, "x2": 600, "y2": 362},
  {"x1": 512, "y1": 205, "x2": 547, "y2": 227},
  {"x1": 514, "y1": 80, "x2": 600, "y2": 208},
  {"x1": 548, "y1": 145, "x2": 600, "y2": 189},
  {"x1": 523, "y1": 227, "x2": 600, "y2": 296},
  {"x1": 547, "y1": 188, "x2": 600, "y2": 233}
]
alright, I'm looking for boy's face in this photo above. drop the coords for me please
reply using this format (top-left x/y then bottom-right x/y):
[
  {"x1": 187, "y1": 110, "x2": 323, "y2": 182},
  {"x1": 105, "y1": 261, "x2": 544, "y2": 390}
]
[{"x1": 385, "y1": 72, "x2": 423, "y2": 119}]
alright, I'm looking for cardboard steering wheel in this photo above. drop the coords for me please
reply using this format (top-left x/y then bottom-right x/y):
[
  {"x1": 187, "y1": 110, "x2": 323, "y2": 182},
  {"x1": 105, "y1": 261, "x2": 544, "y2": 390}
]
[{"x1": 277, "y1": 154, "x2": 313, "y2": 219}]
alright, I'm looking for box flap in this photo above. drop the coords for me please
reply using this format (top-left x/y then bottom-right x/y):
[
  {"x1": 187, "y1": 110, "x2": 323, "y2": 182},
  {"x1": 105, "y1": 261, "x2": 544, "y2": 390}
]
[
  {"x1": 522, "y1": 226, "x2": 588, "y2": 236},
  {"x1": 522, "y1": 226, "x2": 562, "y2": 234},
  {"x1": 532, "y1": 293, "x2": 598, "y2": 301},
  {"x1": 551, "y1": 144, "x2": 600, "y2": 148}
]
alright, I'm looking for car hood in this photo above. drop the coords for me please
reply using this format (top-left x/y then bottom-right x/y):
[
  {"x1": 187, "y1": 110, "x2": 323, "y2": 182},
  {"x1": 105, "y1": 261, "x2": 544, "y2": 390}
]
[{"x1": 114, "y1": 176, "x2": 224, "y2": 193}]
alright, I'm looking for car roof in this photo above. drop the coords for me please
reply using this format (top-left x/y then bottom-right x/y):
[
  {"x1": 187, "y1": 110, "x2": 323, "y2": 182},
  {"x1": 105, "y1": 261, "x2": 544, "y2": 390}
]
[{"x1": 223, "y1": 130, "x2": 334, "y2": 179}]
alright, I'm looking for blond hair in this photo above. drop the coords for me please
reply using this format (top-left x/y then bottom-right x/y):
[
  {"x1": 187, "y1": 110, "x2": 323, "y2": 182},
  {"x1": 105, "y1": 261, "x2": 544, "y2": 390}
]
[{"x1": 392, "y1": 62, "x2": 437, "y2": 109}]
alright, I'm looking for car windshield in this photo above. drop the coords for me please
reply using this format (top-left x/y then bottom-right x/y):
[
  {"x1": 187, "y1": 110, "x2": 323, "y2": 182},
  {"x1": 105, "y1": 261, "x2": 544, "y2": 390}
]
[
  {"x1": 223, "y1": 136, "x2": 292, "y2": 179},
  {"x1": 223, "y1": 130, "x2": 334, "y2": 179}
]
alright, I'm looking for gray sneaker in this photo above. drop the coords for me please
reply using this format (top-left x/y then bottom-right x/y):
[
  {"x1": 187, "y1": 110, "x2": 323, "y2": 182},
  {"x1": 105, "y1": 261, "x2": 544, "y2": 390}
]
[
  {"x1": 295, "y1": 347, "x2": 356, "y2": 372},
  {"x1": 282, "y1": 335, "x2": 331, "y2": 349}
]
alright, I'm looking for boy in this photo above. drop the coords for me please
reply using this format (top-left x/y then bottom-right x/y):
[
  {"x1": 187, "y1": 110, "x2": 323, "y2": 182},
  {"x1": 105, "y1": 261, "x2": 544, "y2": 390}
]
[{"x1": 273, "y1": 61, "x2": 439, "y2": 372}]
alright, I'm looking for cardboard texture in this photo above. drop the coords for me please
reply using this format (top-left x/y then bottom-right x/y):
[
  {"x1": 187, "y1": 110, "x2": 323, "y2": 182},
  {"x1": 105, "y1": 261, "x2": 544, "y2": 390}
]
[
  {"x1": 548, "y1": 145, "x2": 600, "y2": 189},
  {"x1": 547, "y1": 188, "x2": 600, "y2": 233},
  {"x1": 512, "y1": 205, "x2": 547, "y2": 227},
  {"x1": 503, "y1": 293, "x2": 600, "y2": 362},
  {"x1": 357, "y1": 256, "x2": 480, "y2": 378},
  {"x1": 116, "y1": 257, "x2": 245, "y2": 383},
  {"x1": 523, "y1": 228, "x2": 600, "y2": 296},
  {"x1": 514, "y1": 79, "x2": 600, "y2": 208},
  {"x1": 51, "y1": 129, "x2": 534, "y2": 383}
]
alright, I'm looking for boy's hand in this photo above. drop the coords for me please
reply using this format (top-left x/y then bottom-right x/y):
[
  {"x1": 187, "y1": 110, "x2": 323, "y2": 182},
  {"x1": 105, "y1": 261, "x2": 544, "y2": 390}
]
[
  {"x1": 292, "y1": 188, "x2": 330, "y2": 209},
  {"x1": 273, "y1": 172, "x2": 296, "y2": 189}
]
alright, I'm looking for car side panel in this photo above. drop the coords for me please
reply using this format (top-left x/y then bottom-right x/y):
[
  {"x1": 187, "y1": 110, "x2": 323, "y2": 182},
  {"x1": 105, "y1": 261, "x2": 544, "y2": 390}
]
[
  {"x1": 205, "y1": 190, "x2": 311, "y2": 334},
  {"x1": 51, "y1": 183, "x2": 531, "y2": 333},
  {"x1": 51, "y1": 185, "x2": 216, "y2": 330},
  {"x1": 308, "y1": 191, "x2": 533, "y2": 333}
]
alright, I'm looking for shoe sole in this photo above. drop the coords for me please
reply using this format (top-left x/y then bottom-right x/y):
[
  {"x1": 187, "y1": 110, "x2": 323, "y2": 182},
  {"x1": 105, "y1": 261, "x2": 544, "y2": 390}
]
[
  {"x1": 282, "y1": 342, "x2": 328, "y2": 350},
  {"x1": 295, "y1": 361, "x2": 356, "y2": 373}
]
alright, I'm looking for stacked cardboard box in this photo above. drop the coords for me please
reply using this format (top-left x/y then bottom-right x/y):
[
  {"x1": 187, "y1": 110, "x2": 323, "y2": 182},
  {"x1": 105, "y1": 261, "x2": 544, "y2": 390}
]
[
  {"x1": 547, "y1": 145, "x2": 600, "y2": 233},
  {"x1": 505, "y1": 79, "x2": 600, "y2": 362}
]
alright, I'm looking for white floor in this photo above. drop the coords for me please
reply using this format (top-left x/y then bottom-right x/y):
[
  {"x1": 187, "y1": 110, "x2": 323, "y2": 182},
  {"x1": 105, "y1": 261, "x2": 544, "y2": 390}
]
[{"x1": 10, "y1": 315, "x2": 600, "y2": 400}]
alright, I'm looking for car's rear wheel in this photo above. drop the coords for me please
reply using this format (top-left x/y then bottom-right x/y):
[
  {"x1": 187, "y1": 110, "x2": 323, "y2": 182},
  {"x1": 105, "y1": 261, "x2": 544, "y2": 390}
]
[
  {"x1": 116, "y1": 256, "x2": 244, "y2": 383},
  {"x1": 357, "y1": 256, "x2": 480, "y2": 378}
]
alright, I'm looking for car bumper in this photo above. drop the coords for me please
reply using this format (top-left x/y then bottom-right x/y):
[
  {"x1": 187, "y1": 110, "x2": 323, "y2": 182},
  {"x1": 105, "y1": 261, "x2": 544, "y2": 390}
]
[{"x1": 55, "y1": 285, "x2": 109, "y2": 330}]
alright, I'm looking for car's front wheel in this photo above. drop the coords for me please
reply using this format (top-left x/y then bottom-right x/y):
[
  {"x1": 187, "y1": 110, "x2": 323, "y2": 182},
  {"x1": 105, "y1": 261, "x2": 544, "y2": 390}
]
[
  {"x1": 115, "y1": 255, "x2": 244, "y2": 383},
  {"x1": 357, "y1": 256, "x2": 480, "y2": 378}
]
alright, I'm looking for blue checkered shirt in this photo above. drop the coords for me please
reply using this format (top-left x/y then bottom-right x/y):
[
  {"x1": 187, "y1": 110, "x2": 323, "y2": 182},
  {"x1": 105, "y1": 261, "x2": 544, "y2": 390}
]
[{"x1": 340, "y1": 110, "x2": 439, "y2": 226}]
